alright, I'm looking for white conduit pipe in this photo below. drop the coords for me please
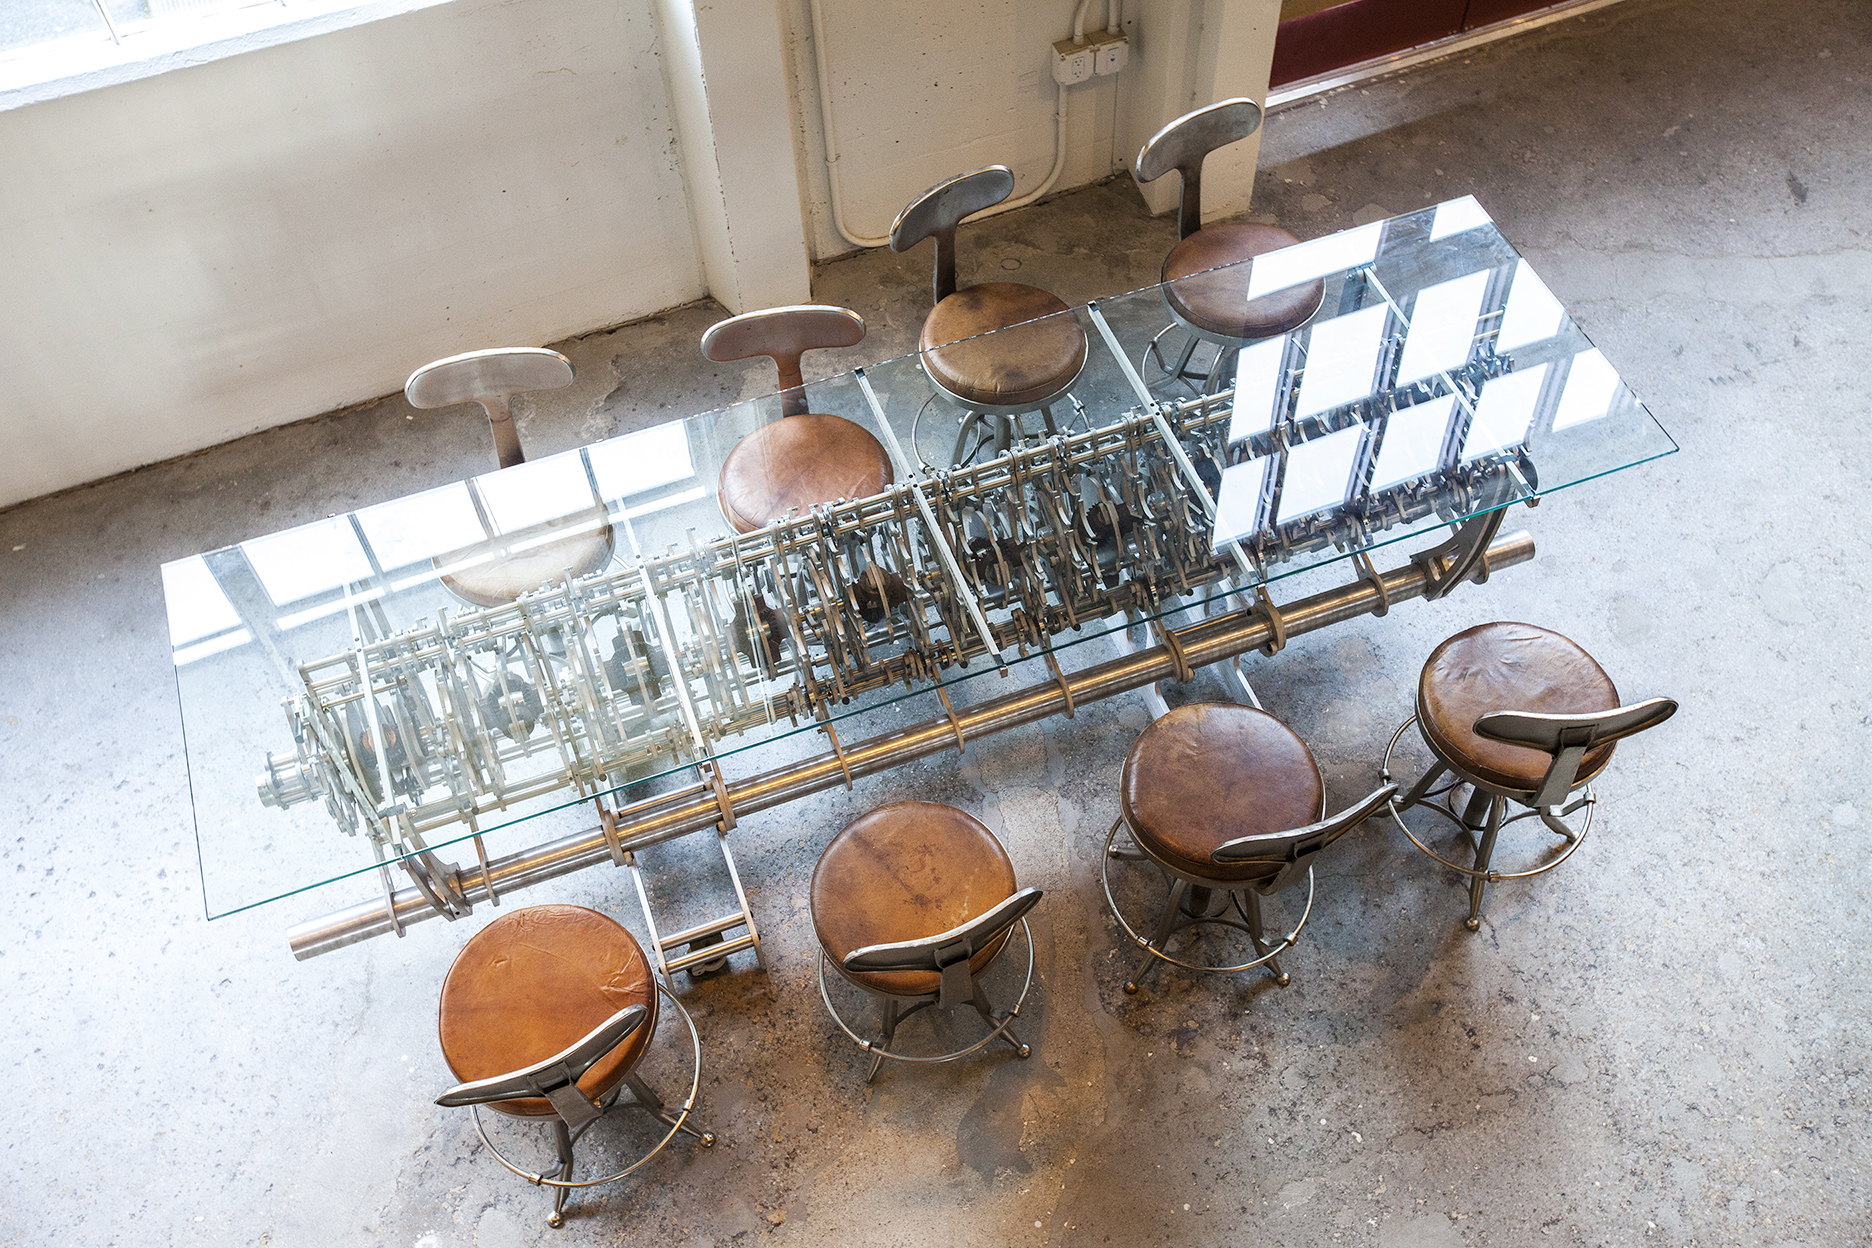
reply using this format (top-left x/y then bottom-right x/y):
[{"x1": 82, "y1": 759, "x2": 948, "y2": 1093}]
[
  {"x1": 1072, "y1": 0, "x2": 1119, "y2": 46},
  {"x1": 810, "y1": 0, "x2": 1070, "y2": 251}
]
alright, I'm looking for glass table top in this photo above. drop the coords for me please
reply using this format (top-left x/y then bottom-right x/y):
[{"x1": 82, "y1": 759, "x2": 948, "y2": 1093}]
[{"x1": 164, "y1": 196, "x2": 1676, "y2": 918}]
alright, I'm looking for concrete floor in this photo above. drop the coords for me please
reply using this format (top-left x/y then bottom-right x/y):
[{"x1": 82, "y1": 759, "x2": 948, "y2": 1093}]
[{"x1": 4, "y1": 0, "x2": 1869, "y2": 1242}]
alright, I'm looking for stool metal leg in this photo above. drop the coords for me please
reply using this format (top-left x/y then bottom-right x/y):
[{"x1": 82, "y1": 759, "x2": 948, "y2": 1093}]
[
  {"x1": 1396, "y1": 759, "x2": 1449, "y2": 811},
  {"x1": 1124, "y1": 877, "x2": 1190, "y2": 995},
  {"x1": 548, "y1": 1121, "x2": 576, "y2": 1227},
  {"x1": 866, "y1": 998, "x2": 902, "y2": 1083},
  {"x1": 1202, "y1": 346, "x2": 1227, "y2": 395},
  {"x1": 1466, "y1": 795, "x2": 1506, "y2": 932},
  {"x1": 969, "y1": 977, "x2": 1031, "y2": 1059},
  {"x1": 621, "y1": 1072, "x2": 716, "y2": 1146},
  {"x1": 1181, "y1": 885, "x2": 1217, "y2": 918},
  {"x1": 952, "y1": 411, "x2": 983, "y2": 465},
  {"x1": 1238, "y1": 889, "x2": 1290, "y2": 987},
  {"x1": 1459, "y1": 785, "x2": 1494, "y2": 831}
]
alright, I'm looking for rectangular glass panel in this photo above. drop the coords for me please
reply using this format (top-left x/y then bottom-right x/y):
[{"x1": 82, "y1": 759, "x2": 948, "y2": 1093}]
[{"x1": 168, "y1": 198, "x2": 1676, "y2": 919}]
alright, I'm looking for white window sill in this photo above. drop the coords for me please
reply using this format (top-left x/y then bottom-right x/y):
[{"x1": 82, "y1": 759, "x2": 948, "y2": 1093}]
[{"x1": 0, "y1": 0, "x2": 451, "y2": 111}]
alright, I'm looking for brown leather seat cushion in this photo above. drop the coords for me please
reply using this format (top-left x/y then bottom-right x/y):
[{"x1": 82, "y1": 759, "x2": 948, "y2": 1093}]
[
  {"x1": 811, "y1": 801, "x2": 1016, "y2": 998},
  {"x1": 437, "y1": 905, "x2": 657, "y2": 1118},
  {"x1": 1418, "y1": 622, "x2": 1621, "y2": 795},
  {"x1": 1162, "y1": 222, "x2": 1325, "y2": 342},
  {"x1": 717, "y1": 413, "x2": 893, "y2": 534},
  {"x1": 437, "y1": 507, "x2": 614, "y2": 607},
  {"x1": 919, "y1": 282, "x2": 1088, "y2": 409},
  {"x1": 1121, "y1": 702, "x2": 1324, "y2": 884}
]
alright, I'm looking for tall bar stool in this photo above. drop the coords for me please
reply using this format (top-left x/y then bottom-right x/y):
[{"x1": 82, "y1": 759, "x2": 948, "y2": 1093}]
[
  {"x1": 435, "y1": 905, "x2": 714, "y2": 1227},
  {"x1": 405, "y1": 347, "x2": 613, "y2": 605},
  {"x1": 1133, "y1": 99, "x2": 1325, "y2": 395},
  {"x1": 1380, "y1": 622, "x2": 1677, "y2": 931},
  {"x1": 1102, "y1": 703, "x2": 1395, "y2": 995},
  {"x1": 890, "y1": 165, "x2": 1088, "y2": 467},
  {"x1": 811, "y1": 801, "x2": 1042, "y2": 1082},
  {"x1": 702, "y1": 305, "x2": 894, "y2": 533}
]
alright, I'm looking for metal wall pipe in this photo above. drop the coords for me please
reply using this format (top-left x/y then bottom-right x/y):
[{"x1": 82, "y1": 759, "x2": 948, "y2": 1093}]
[{"x1": 287, "y1": 529, "x2": 1534, "y2": 959}]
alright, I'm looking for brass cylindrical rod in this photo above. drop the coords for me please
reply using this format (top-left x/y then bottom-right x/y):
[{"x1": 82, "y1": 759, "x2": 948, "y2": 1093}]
[{"x1": 287, "y1": 530, "x2": 1534, "y2": 959}]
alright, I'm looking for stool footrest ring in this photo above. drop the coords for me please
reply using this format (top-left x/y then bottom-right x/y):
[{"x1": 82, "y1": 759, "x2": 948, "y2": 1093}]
[
  {"x1": 1381, "y1": 716, "x2": 1598, "y2": 882},
  {"x1": 816, "y1": 918, "x2": 1036, "y2": 1068},
  {"x1": 464, "y1": 981, "x2": 712, "y2": 1194},
  {"x1": 1099, "y1": 817, "x2": 1315, "y2": 978}
]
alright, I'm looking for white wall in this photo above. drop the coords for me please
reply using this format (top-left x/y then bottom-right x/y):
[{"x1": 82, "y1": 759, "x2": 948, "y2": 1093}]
[
  {"x1": 0, "y1": 0, "x2": 703, "y2": 509},
  {"x1": 780, "y1": 0, "x2": 1282, "y2": 260},
  {"x1": 656, "y1": 0, "x2": 813, "y2": 313},
  {"x1": 781, "y1": 0, "x2": 1127, "y2": 257},
  {"x1": 0, "y1": 0, "x2": 1283, "y2": 508}
]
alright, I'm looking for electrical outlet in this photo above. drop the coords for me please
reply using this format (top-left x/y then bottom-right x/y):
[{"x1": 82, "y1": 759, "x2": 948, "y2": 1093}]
[
  {"x1": 1093, "y1": 30, "x2": 1129, "y2": 76},
  {"x1": 1050, "y1": 38, "x2": 1094, "y2": 86}
]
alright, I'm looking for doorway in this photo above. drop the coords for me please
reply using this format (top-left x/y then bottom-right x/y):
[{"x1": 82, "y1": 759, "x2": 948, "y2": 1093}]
[{"x1": 1270, "y1": 0, "x2": 1559, "y2": 87}]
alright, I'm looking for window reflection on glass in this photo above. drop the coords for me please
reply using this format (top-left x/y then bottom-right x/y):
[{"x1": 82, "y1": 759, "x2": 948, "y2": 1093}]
[
  {"x1": 1247, "y1": 221, "x2": 1384, "y2": 301},
  {"x1": 1552, "y1": 348, "x2": 1621, "y2": 431},
  {"x1": 1295, "y1": 304, "x2": 1386, "y2": 418},
  {"x1": 1429, "y1": 195, "x2": 1492, "y2": 241},
  {"x1": 354, "y1": 483, "x2": 486, "y2": 570},
  {"x1": 587, "y1": 423, "x2": 695, "y2": 500},
  {"x1": 1229, "y1": 338, "x2": 1286, "y2": 444},
  {"x1": 474, "y1": 452, "x2": 597, "y2": 534},
  {"x1": 160, "y1": 554, "x2": 250, "y2": 663},
  {"x1": 1396, "y1": 270, "x2": 1489, "y2": 386},
  {"x1": 1275, "y1": 424, "x2": 1363, "y2": 523},
  {"x1": 275, "y1": 588, "x2": 386, "y2": 632},
  {"x1": 241, "y1": 517, "x2": 373, "y2": 607},
  {"x1": 1213, "y1": 458, "x2": 1275, "y2": 548},
  {"x1": 1495, "y1": 261, "x2": 1565, "y2": 351},
  {"x1": 1371, "y1": 395, "x2": 1456, "y2": 492},
  {"x1": 1464, "y1": 365, "x2": 1549, "y2": 460}
]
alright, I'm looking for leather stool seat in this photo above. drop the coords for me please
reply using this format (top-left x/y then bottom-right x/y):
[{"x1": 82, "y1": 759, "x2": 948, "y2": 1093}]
[
  {"x1": 920, "y1": 282, "x2": 1088, "y2": 409},
  {"x1": 1418, "y1": 622, "x2": 1621, "y2": 795},
  {"x1": 1162, "y1": 221, "x2": 1325, "y2": 342},
  {"x1": 717, "y1": 413, "x2": 893, "y2": 533},
  {"x1": 437, "y1": 509, "x2": 615, "y2": 607},
  {"x1": 811, "y1": 801, "x2": 1016, "y2": 999},
  {"x1": 438, "y1": 904, "x2": 658, "y2": 1117},
  {"x1": 1121, "y1": 702, "x2": 1325, "y2": 883}
]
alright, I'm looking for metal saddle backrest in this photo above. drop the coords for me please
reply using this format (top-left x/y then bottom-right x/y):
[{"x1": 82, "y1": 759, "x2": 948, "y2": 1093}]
[
  {"x1": 1473, "y1": 697, "x2": 1678, "y2": 809},
  {"x1": 405, "y1": 347, "x2": 577, "y2": 470},
  {"x1": 1134, "y1": 97, "x2": 1265, "y2": 241},
  {"x1": 1210, "y1": 784, "x2": 1398, "y2": 894},
  {"x1": 434, "y1": 1002, "x2": 648, "y2": 1132},
  {"x1": 889, "y1": 165, "x2": 1016, "y2": 305},
  {"x1": 841, "y1": 886, "x2": 1043, "y2": 1008},
  {"x1": 700, "y1": 305, "x2": 865, "y2": 417}
]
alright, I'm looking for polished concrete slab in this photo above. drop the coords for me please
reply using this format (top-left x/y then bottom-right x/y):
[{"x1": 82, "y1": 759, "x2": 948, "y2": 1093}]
[{"x1": 3, "y1": 0, "x2": 1868, "y2": 1243}]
